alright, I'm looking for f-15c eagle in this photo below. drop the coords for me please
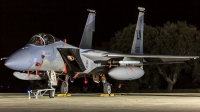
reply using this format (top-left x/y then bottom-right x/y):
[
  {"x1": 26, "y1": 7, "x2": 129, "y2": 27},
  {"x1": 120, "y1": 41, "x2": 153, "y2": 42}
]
[{"x1": 3, "y1": 7, "x2": 199, "y2": 98}]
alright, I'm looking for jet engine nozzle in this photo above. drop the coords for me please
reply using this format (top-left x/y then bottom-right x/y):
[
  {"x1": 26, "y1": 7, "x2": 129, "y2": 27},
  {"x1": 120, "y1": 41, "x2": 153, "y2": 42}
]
[{"x1": 5, "y1": 50, "x2": 32, "y2": 71}]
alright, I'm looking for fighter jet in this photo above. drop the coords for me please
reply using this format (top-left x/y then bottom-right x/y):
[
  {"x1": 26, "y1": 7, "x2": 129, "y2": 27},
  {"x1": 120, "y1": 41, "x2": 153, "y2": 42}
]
[{"x1": 3, "y1": 8, "x2": 199, "y2": 98}]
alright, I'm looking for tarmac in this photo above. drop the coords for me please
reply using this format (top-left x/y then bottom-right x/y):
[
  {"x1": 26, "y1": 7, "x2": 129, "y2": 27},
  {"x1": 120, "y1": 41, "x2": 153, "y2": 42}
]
[{"x1": 0, "y1": 93, "x2": 200, "y2": 112}]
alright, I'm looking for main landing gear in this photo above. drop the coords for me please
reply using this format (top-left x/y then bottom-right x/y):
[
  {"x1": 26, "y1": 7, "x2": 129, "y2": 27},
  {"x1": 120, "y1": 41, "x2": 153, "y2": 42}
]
[
  {"x1": 100, "y1": 74, "x2": 111, "y2": 94},
  {"x1": 59, "y1": 74, "x2": 112, "y2": 95},
  {"x1": 60, "y1": 75, "x2": 69, "y2": 94}
]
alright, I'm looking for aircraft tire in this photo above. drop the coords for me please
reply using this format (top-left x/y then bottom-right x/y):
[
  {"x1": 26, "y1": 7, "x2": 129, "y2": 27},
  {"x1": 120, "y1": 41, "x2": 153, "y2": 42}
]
[
  {"x1": 60, "y1": 82, "x2": 68, "y2": 94},
  {"x1": 103, "y1": 82, "x2": 111, "y2": 94},
  {"x1": 49, "y1": 90, "x2": 55, "y2": 98}
]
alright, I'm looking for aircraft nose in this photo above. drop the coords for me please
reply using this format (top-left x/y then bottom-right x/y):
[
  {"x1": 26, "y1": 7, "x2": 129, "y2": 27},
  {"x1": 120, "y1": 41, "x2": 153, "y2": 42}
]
[{"x1": 5, "y1": 50, "x2": 32, "y2": 71}]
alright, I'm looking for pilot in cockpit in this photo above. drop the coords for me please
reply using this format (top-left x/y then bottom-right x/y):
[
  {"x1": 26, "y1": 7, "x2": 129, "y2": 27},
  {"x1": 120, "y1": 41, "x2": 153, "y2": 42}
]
[
  {"x1": 43, "y1": 36, "x2": 48, "y2": 45},
  {"x1": 29, "y1": 36, "x2": 43, "y2": 46},
  {"x1": 28, "y1": 33, "x2": 55, "y2": 46},
  {"x1": 39, "y1": 34, "x2": 48, "y2": 45}
]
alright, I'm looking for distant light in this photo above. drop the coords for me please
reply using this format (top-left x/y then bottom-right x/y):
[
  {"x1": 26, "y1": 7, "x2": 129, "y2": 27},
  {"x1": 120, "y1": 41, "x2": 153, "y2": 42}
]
[
  {"x1": 118, "y1": 84, "x2": 122, "y2": 88},
  {"x1": 1, "y1": 86, "x2": 3, "y2": 88},
  {"x1": 149, "y1": 86, "x2": 151, "y2": 89},
  {"x1": 7, "y1": 86, "x2": 10, "y2": 89},
  {"x1": 26, "y1": 89, "x2": 30, "y2": 93}
]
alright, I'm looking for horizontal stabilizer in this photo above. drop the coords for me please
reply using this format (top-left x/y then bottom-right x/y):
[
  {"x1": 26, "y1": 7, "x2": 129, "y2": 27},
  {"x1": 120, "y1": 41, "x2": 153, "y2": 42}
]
[{"x1": 13, "y1": 72, "x2": 48, "y2": 80}]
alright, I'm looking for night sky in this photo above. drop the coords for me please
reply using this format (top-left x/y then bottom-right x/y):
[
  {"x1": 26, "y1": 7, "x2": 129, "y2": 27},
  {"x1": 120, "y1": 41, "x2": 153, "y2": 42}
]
[{"x1": 1, "y1": 0, "x2": 200, "y2": 92}]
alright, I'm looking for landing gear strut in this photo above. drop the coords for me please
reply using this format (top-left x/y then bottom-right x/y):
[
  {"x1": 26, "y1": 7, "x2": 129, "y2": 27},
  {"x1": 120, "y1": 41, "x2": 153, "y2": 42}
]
[
  {"x1": 100, "y1": 74, "x2": 111, "y2": 94},
  {"x1": 47, "y1": 70, "x2": 57, "y2": 98},
  {"x1": 28, "y1": 70, "x2": 56, "y2": 99},
  {"x1": 60, "y1": 75, "x2": 69, "y2": 94}
]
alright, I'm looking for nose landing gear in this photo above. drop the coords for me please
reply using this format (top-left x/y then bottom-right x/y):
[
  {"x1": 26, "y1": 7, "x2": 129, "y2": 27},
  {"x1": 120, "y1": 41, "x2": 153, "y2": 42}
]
[{"x1": 47, "y1": 70, "x2": 57, "y2": 98}]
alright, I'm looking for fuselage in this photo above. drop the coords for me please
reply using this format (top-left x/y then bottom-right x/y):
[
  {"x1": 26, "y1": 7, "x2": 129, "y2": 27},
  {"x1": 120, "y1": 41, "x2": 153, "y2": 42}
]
[
  {"x1": 5, "y1": 42, "x2": 111, "y2": 73},
  {"x1": 5, "y1": 33, "x2": 145, "y2": 80},
  {"x1": 4, "y1": 36, "x2": 107, "y2": 72}
]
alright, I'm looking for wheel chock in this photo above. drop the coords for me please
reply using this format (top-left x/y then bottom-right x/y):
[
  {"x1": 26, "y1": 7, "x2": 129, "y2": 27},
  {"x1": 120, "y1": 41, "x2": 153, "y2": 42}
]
[
  {"x1": 104, "y1": 94, "x2": 109, "y2": 97},
  {"x1": 100, "y1": 94, "x2": 104, "y2": 97},
  {"x1": 100, "y1": 94, "x2": 110, "y2": 97},
  {"x1": 109, "y1": 93, "x2": 115, "y2": 96},
  {"x1": 57, "y1": 94, "x2": 66, "y2": 97},
  {"x1": 100, "y1": 93, "x2": 115, "y2": 97},
  {"x1": 57, "y1": 93, "x2": 71, "y2": 97},
  {"x1": 66, "y1": 93, "x2": 71, "y2": 97}
]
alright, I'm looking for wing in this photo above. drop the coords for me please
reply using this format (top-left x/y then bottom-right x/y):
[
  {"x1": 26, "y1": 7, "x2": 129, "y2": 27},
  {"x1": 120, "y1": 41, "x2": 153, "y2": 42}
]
[
  {"x1": 102, "y1": 53, "x2": 199, "y2": 62},
  {"x1": 143, "y1": 61, "x2": 184, "y2": 65}
]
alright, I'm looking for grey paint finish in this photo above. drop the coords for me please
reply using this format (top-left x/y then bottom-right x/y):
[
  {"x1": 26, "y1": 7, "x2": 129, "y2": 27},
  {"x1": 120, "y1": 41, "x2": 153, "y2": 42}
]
[
  {"x1": 79, "y1": 10, "x2": 96, "y2": 49},
  {"x1": 131, "y1": 7, "x2": 145, "y2": 54},
  {"x1": 5, "y1": 49, "x2": 32, "y2": 71},
  {"x1": 81, "y1": 50, "x2": 110, "y2": 61}
]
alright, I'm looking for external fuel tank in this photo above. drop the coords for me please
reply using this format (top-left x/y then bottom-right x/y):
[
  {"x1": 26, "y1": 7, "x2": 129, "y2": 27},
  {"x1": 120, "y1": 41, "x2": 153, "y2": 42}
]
[{"x1": 108, "y1": 66, "x2": 144, "y2": 80}]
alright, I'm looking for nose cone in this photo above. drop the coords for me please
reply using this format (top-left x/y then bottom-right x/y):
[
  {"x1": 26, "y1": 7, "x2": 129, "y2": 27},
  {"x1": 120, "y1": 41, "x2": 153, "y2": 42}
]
[{"x1": 5, "y1": 50, "x2": 32, "y2": 71}]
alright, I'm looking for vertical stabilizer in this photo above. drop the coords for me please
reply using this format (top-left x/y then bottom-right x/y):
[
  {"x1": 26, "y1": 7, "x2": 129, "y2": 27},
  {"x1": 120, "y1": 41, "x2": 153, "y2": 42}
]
[
  {"x1": 131, "y1": 7, "x2": 145, "y2": 54},
  {"x1": 79, "y1": 9, "x2": 96, "y2": 49}
]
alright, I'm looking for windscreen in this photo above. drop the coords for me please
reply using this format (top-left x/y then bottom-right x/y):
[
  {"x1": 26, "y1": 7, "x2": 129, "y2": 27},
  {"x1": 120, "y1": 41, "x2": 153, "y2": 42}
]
[{"x1": 27, "y1": 33, "x2": 57, "y2": 46}]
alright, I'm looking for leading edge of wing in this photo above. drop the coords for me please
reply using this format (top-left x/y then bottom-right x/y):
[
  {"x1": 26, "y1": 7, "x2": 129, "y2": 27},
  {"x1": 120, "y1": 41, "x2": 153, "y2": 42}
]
[{"x1": 102, "y1": 53, "x2": 199, "y2": 61}]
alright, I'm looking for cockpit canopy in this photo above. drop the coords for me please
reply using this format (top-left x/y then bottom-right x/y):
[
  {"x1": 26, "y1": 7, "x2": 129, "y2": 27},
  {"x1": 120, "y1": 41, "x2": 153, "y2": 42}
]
[{"x1": 27, "y1": 33, "x2": 60, "y2": 46}]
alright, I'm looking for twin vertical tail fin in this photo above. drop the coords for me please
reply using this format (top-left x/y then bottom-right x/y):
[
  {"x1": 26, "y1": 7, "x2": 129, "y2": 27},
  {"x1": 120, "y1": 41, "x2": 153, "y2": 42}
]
[
  {"x1": 131, "y1": 7, "x2": 145, "y2": 54},
  {"x1": 79, "y1": 7, "x2": 144, "y2": 51},
  {"x1": 123, "y1": 7, "x2": 145, "y2": 66},
  {"x1": 79, "y1": 9, "x2": 96, "y2": 49}
]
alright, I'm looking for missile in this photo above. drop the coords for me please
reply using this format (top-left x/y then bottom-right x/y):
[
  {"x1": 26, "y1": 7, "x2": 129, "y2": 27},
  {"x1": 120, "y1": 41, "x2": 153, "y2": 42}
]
[
  {"x1": 114, "y1": 60, "x2": 140, "y2": 64},
  {"x1": 94, "y1": 60, "x2": 141, "y2": 65}
]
